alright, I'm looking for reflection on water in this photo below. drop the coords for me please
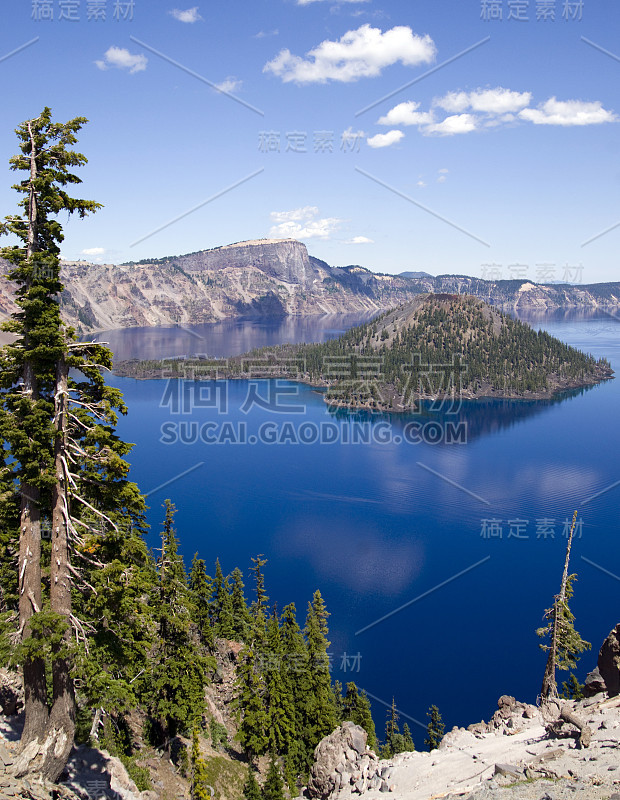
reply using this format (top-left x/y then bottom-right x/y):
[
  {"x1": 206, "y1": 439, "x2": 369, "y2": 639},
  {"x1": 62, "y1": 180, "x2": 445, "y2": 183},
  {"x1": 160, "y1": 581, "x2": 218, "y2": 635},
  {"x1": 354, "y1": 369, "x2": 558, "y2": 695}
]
[
  {"x1": 88, "y1": 312, "x2": 379, "y2": 362},
  {"x1": 323, "y1": 384, "x2": 600, "y2": 443}
]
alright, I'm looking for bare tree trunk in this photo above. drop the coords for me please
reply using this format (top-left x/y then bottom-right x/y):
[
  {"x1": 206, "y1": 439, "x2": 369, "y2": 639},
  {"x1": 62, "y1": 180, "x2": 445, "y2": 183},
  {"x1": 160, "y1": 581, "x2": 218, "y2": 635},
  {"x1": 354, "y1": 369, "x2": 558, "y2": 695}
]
[
  {"x1": 26, "y1": 120, "x2": 38, "y2": 261},
  {"x1": 541, "y1": 598, "x2": 559, "y2": 701},
  {"x1": 18, "y1": 363, "x2": 48, "y2": 747},
  {"x1": 41, "y1": 356, "x2": 75, "y2": 781},
  {"x1": 560, "y1": 704, "x2": 591, "y2": 748},
  {"x1": 19, "y1": 120, "x2": 49, "y2": 748},
  {"x1": 89, "y1": 708, "x2": 104, "y2": 742},
  {"x1": 14, "y1": 357, "x2": 75, "y2": 782}
]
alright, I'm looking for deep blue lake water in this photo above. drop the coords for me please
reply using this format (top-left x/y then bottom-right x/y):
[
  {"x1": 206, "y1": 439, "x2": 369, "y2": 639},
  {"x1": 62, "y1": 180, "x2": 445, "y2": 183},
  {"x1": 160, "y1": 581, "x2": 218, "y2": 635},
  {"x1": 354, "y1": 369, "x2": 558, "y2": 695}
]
[{"x1": 105, "y1": 310, "x2": 620, "y2": 746}]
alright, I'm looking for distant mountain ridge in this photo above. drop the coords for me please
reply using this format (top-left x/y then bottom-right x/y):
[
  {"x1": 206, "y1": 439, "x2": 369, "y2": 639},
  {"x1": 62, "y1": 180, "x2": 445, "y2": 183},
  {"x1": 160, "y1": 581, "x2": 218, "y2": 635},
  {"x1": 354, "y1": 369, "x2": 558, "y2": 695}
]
[{"x1": 0, "y1": 238, "x2": 618, "y2": 334}]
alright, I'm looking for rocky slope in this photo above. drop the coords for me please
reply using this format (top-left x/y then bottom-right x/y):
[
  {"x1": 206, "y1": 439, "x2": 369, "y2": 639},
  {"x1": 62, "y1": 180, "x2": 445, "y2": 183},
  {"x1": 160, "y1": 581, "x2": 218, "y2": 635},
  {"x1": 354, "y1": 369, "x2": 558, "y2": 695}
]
[
  {"x1": 319, "y1": 694, "x2": 620, "y2": 800},
  {"x1": 1, "y1": 239, "x2": 619, "y2": 335},
  {"x1": 310, "y1": 624, "x2": 620, "y2": 800}
]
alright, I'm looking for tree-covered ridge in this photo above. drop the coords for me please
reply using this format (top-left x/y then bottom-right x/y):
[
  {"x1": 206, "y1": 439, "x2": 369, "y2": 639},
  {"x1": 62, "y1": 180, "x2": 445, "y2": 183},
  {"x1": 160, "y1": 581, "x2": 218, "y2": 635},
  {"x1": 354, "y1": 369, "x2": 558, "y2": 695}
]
[
  {"x1": 298, "y1": 293, "x2": 612, "y2": 405},
  {"x1": 115, "y1": 294, "x2": 613, "y2": 408}
]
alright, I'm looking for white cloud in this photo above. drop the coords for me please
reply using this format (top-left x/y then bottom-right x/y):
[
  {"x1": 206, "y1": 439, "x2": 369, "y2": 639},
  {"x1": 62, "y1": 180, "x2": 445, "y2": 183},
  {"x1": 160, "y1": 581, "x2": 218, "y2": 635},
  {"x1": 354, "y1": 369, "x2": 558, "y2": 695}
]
[
  {"x1": 346, "y1": 235, "x2": 374, "y2": 243},
  {"x1": 377, "y1": 101, "x2": 435, "y2": 126},
  {"x1": 169, "y1": 6, "x2": 202, "y2": 22},
  {"x1": 437, "y1": 175, "x2": 446, "y2": 183},
  {"x1": 519, "y1": 97, "x2": 617, "y2": 126},
  {"x1": 434, "y1": 91, "x2": 468, "y2": 113},
  {"x1": 435, "y1": 87, "x2": 531, "y2": 114},
  {"x1": 416, "y1": 180, "x2": 426, "y2": 188},
  {"x1": 263, "y1": 24, "x2": 436, "y2": 84},
  {"x1": 423, "y1": 114, "x2": 478, "y2": 136},
  {"x1": 255, "y1": 29, "x2": 279, "y2": 38},
  {"x1": 367, "y1": 90, "x2": 616, "y2": 140},
  {"x1": 214, "y1": 77, "x2": 242, "y2": 93},
  {"x1": 95, "y1": 46, "x2": 147, "y2": 74},
  {"x1": 81, "y1": 247, "x2": 105, "y2": 256},
  {"x1": 269, "y1": 207, "x2": 341, "y2": 239},
  {"x1": 367, "y1": 129, "x2": 404, "y2": 148},
  {"x1": 438, "y1": 168, "x2": 449, "y2": 174}
]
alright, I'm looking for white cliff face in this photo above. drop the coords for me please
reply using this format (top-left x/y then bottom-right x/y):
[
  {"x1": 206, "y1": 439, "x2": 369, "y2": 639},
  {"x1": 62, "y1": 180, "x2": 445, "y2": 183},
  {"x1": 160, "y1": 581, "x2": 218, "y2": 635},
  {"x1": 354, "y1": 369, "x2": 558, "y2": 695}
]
[{"x1": 178, "y1": 239, "x2": 314, "y2": 285}]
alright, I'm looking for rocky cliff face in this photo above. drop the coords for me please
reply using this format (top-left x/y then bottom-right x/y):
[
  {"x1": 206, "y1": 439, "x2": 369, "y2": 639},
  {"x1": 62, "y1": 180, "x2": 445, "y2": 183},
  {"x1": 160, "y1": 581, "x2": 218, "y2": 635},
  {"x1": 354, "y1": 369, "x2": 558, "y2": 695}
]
[
  {"x1": 0, "y1": 239, "x2": 618, "y2": 335},
  {"x1": 51, "y1": 239, "x2": 421, "y2": 333},
  {"x1": 173, "y1": 238, "x2": 315, "y2": 285}
]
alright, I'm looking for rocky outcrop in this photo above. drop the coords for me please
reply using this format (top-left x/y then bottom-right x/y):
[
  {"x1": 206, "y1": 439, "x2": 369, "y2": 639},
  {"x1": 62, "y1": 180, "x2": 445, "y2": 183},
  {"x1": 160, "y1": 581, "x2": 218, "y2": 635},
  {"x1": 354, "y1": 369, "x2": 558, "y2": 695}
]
[
  {"x1": 598, "y1": 623, "x2": 620, "y2": 697},
  {"x1": 0, "y1": 735, "x2": 156, "y2": 800},
  {"x1": 307, "y1": 722, "x2": 385, "y2": 798}
]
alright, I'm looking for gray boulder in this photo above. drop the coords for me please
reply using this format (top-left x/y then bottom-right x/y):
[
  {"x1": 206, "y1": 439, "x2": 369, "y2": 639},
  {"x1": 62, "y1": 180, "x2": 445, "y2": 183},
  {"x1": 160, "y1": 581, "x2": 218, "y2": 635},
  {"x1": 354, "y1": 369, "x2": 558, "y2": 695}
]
[
  {"x1": 307, "y1": 722, "x2": 370, "y2": 799},
  {"x1": 598, "y1": 624, "x2": 620, "y2": 697},
  {"x1": 584, "y1": 666, "x2": 607, "y2": 697}
]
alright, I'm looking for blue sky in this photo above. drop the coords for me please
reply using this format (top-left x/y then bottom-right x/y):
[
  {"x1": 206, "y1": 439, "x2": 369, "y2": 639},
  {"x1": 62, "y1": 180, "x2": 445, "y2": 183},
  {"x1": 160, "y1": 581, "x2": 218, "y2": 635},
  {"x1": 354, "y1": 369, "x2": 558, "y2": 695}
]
[{"x1": 2, "y1": 0, "x2": 619, "y2": 282}]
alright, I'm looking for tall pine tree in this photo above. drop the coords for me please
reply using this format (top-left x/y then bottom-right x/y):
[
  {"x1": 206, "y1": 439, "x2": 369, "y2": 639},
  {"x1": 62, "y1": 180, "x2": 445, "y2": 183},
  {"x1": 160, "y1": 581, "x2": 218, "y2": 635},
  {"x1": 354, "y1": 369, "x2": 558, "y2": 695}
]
[
  {"x1": 0, "y1": 107, "x2": 147, "y2": 782},
  {"x1": 147, "y1": 501, "x2": 209, "y2": 748},
  {"x1": 425, "y1": 705, "x2": 444, "y2": 751},
  {"x1": 302, "y1": 591, "x2": 338, "y2": 765},
  {"x1": 189, "y1": 554, "x2": 214, "y2": 649}
]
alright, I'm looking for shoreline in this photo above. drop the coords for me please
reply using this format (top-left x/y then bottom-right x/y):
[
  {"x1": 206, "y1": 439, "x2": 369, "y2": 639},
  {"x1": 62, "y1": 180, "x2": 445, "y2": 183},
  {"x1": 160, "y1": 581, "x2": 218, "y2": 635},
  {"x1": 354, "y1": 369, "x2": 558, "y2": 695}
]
[{"x1": 111, "y1": 360, "x2": 614, "y2": 408}]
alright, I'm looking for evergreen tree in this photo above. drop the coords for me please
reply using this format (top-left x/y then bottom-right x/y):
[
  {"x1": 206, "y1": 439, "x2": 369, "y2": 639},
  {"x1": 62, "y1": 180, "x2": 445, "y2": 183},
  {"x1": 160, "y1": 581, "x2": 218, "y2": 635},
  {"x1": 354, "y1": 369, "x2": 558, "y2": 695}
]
[
  {"x1": 0, "y1": 107, "x2": 150, "y2": 782},
  {"x1": 213, "y1": 560, "x2": 235, "y2": 639},
  {"x1": 189, "y1": 554, "x2": 214, "y2": 648},
  {"x1": 279, "y1": 603, "x2": 307, "y2": 781},
  {"x1": 538, "y1": 511, "x2": 591, "y2": 700},
  {"x1": 243, "y1": 766, "x2": 262, "y2": 800},
  {"x1": 235, "y1": 643, "x2": 269, "y2": 759},
  {"x1": 264, "y1": 612, "x2": 295, "y2": 756},
  {"x1": 381, "y1": 698, "x2": 400, "y2": 758},
  {"x1": 230, "y1": 566, "x2": 251, "y2": 641},
  {"x1": 424, "y1": 705, "x2": 444, "y2": 751},
  {"x1": 342, "y1": 683, "x2": 378, "y2": 752},
  {"x1": 263, "y1": 755, "x2": 286, "y2": 800},
  {"x1": 249, "y1": 554, "x2": 269, "y2": 643},
  {"x1": 148, "y1": 501, "x2": 208, "y2": 747},
  {"x1": 190, "y1": 727, "x2": 211, "y2": 800},
  {"x1": 402, "y1": 723, "x2": 415, "y2": 752},
  {"x1": 250, "y1": 554, "x2": 269, "y2": 612},
  {"x1": 302, "y1": 591, "x2": 338, "y2": 763},
  {"x1": 560, "y1": 673, "x2": 585, "y2": 701},
  {"x1": 333, "y1": 680, "x2": 344, "y2": 721}
]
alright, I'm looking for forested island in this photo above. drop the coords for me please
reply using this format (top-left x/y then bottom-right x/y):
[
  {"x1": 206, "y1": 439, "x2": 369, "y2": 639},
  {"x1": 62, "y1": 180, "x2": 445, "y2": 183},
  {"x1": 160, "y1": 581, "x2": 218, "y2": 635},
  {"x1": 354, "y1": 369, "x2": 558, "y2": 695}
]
[{"x1": 114, "y1": 293, "x2": 614, "y2": 410}]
